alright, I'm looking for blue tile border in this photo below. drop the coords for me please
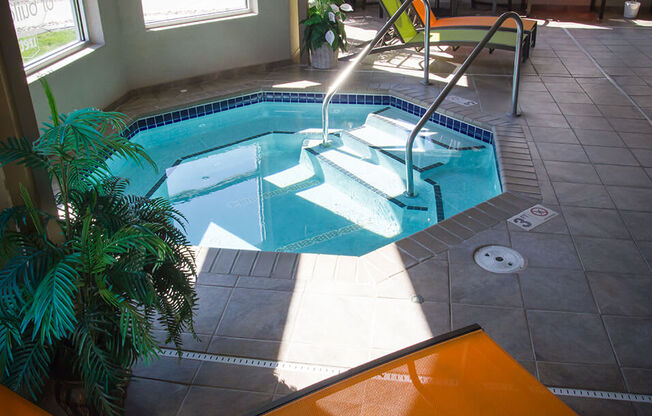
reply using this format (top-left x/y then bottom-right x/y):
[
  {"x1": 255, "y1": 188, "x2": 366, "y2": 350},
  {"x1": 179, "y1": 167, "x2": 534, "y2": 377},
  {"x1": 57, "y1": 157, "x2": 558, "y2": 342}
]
[{"x1": 122, "y1": 91, "x2": 494, "y2": 146}]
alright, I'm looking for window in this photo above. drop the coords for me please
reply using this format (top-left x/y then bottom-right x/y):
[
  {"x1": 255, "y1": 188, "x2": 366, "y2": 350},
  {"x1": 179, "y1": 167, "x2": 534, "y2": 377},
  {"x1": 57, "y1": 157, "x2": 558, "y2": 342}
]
[
  {"x1": 141, "y1": 0, "x2": 255, "y2": 28},
  {"x1": 9, "y1": 0, "x2": 87, "y2": 71}
]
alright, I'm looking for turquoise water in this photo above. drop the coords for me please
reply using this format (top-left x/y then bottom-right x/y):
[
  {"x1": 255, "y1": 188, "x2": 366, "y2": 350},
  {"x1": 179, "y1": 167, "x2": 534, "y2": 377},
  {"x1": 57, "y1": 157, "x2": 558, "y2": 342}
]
[{"x1": 109, "y1": 102, "x2": 500, "y2": 255}]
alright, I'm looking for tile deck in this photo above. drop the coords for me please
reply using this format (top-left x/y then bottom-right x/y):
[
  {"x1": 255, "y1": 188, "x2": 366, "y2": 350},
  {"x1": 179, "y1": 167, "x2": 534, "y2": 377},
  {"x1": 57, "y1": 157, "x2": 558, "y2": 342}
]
[{"x1": 85, "y1": 8, "x2": 652, "y2": 416}]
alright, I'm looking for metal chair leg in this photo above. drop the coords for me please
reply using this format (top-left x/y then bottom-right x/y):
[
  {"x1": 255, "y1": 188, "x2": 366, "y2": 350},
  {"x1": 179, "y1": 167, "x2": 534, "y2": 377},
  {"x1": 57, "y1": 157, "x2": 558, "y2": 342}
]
[{"x1": 599, "y1": 0, "x2": 606, "y2": 19}]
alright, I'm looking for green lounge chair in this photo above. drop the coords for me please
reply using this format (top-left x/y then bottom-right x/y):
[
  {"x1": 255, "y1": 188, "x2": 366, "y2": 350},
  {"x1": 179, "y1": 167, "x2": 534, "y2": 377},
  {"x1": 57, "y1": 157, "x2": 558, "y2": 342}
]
[{"x1": 376, "y1": 0, "x2": 533, "y2": 60}]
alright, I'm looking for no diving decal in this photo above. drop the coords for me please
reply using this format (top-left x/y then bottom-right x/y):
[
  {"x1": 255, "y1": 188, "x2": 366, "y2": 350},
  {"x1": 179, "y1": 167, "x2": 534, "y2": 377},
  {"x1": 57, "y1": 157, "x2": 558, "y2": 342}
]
[{"x1": 508, "y1": 204, "x2": 558, "y2": 231}]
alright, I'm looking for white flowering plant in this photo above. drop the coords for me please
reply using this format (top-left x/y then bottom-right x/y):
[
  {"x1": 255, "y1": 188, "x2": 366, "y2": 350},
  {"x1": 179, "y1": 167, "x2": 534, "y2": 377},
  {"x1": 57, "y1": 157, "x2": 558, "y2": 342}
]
[{"x1": 301, "y1": 0, "x2": 353, "y2": 53}]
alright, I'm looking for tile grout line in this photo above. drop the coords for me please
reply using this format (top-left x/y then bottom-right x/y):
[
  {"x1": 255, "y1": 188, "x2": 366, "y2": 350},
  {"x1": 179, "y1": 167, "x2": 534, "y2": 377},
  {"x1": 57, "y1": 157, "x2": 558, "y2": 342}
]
[
  {"x1": 506, "y1": 218, "x2": 541, "y2": 382},
  {"x1": 562, "y1": 27, "x2": 652, "y2": 127},
  {"x1": 549, "y1": 132, "x2": 643, "y2": 394},
  {"x1": 158, "y1": 349, "x2": 652, "y2": 404}
]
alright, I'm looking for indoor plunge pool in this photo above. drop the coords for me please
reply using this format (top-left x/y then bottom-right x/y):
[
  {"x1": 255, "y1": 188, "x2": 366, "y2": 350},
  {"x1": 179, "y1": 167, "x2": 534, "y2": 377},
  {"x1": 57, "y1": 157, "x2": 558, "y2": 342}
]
[{"x1": 109, "y1": 92, "x2": 501, "y2": 255}]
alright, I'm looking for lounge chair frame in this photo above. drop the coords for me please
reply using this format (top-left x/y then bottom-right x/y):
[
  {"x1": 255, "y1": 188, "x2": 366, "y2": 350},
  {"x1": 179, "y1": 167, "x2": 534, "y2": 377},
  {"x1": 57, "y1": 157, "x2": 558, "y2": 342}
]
[{"x1": 375, "y1": 0, "x2": 534, "y2": 60}]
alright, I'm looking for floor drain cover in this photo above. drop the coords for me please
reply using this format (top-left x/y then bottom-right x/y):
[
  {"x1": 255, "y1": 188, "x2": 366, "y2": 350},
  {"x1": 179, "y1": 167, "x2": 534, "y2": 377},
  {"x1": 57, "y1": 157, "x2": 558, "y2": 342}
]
[{"x1": 474, "y1": 245, "x2": 525, "y2": 273}]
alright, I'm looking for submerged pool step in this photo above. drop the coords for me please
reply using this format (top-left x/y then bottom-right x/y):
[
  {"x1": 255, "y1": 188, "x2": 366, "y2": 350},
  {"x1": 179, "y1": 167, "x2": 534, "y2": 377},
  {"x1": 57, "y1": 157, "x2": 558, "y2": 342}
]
[
  {"x1": 300, "y1": 141, "x2": 435, "y2": 217},
  {"x1": 341, "y1": 126, "x2": 452, "y2": 176},
  {"x1": 340, "y1": 111, "x2": 488, "y2": 180},
  {"x1": 367, "y1": 109, "x2": 488, "y2": 152},
  {"x1": 318, "y1": 147, "x2": 407, "y2": 198}
]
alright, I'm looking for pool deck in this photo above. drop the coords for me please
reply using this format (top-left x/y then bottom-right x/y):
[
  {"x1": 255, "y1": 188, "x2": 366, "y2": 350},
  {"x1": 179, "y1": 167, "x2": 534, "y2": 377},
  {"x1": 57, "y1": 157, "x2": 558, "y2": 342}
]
[{"x1": 83, "y1": 9, "x2": 652, "y2": 416}]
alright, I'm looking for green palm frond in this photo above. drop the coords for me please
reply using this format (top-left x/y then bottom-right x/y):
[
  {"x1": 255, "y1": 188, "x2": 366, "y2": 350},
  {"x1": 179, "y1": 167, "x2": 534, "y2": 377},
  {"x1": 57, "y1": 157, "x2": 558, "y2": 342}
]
[
  {"x1": 97, "y1": 226, "x2": 163, "y2": 264},
  {"x1": 40, "y1": 78, "x2": 59, "y2": 127},
  {"x1": 23, "y1": 254, "x2": 81, "y2": 343},
  {"x1": 3, "y1": 339, "x2": 51, "y2": 399},
  {"x1": 0, "y1": 246, "x2": 49, "y2": 301},
  {"x1": 0, "y1": 206, "x2": 29, "y2": 244},
  {"x1": 0, "y1": 137, "x2": 50, "y2": 171},
  {"x1": 101, "y1": 134, "x2": 156, "y2": 169},
  {"x1": 0, "y1": 314, "x2": 21, "y2": 372},
  {"x1": 72, "y1": 317, "x2": 127, "y2": 416}
]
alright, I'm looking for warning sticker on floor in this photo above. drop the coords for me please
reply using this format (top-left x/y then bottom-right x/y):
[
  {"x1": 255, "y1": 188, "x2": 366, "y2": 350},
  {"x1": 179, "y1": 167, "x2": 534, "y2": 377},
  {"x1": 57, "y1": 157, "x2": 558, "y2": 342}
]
[{"x1": 508, "y1": 205, "x2": 558, "y2": 231}]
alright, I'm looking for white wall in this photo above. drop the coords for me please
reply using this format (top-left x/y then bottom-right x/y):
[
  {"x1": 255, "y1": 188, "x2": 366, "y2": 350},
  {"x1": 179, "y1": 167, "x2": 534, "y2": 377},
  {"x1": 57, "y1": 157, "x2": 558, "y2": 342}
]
[
  {"x1": 117, "y1": 0, "x2": 291, "y2": 89},
  {"x1": 27, "y1": 0, "x2": 292, "y2": 123}
]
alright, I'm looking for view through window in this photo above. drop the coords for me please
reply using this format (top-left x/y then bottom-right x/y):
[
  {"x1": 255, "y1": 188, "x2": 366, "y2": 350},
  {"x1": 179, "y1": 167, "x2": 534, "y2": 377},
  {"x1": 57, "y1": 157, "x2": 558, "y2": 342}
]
[
  {"x1": 141, "y1": 0, "x2": 251, "y2": 27},
  {"x1": 9, "y1": 0, "x2": 85, "y2": 67}
]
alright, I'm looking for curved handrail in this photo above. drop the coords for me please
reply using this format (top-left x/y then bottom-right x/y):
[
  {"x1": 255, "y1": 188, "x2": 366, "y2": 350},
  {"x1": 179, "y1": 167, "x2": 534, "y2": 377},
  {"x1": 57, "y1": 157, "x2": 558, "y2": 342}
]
[
  {"x1": 404, "y1": 11, "x2": 524, "y2": 197},
  {"x1": 321, "y1": 0, "x2": 432, "y2": 146}
]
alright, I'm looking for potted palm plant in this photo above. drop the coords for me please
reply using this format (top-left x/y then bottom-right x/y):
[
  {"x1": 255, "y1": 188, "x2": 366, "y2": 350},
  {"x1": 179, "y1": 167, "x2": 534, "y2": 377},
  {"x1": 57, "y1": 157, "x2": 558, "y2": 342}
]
[
  {"x1": 0, "y1": 80, "x2": 198, "y2": 416},
  {"x1": 624, "y1": 0, "x2": 641, "y2": 18},
  {"x1": 301, "y1": 0, "x2": 354, "y2": 69}
]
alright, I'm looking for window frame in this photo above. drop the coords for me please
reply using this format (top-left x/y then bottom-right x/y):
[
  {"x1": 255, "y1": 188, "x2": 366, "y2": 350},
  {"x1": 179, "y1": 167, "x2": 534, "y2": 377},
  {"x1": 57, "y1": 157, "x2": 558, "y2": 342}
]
[
  {"x1": 141, "y1": 0, "x2": 257, "y2": 30},
  {"x1": 18, "y1": 0, "x2": 90, "y2": 75}
]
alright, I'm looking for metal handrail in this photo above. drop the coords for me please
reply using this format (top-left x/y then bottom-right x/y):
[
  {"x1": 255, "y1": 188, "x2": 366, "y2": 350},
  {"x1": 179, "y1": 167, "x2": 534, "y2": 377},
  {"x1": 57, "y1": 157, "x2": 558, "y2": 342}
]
[
  {"x1": 404, "y1": 11, "x2": 524, "y2": 197},
  {"x1": 321, "y1": 0, "x2": 432, "y2": 146}
]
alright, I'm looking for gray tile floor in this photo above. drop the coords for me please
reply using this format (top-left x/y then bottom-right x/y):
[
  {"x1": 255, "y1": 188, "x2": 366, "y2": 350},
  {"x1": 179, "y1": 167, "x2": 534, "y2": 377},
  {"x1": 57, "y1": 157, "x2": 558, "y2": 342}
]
[{"x1": 87, "y1": 8, "x2": 652, "y2": 416}]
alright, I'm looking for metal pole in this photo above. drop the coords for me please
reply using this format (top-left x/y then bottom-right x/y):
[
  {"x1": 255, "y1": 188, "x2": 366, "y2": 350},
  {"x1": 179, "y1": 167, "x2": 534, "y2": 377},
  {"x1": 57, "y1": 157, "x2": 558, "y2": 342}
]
[
  {"x1": 321, "y1": 0, "x2": 416, "y2": 146},
  {"x1": 405, "y1": 12, "x2": 523, "y2": 197},
  {"x1": 510, "y1": 19, "x2": 522, "y2": 116},
  {"x1": 422, "y1": 0, "x2": 430, "y2": 85}
]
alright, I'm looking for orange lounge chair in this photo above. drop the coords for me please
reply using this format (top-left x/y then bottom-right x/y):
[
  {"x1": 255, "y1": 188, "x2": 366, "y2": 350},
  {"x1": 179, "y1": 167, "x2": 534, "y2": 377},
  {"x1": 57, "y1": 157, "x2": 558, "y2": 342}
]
[{"x1": 246, "y1": 325, "x2": 578, "y2": 416}]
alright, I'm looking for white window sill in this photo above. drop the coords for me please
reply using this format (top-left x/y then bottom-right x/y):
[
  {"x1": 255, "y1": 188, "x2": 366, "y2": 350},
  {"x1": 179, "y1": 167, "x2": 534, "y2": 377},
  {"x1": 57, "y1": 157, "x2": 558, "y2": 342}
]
[
  {"x1": 145, "y1": 9, "x2": 258, "y2": 31},
  {"x1": 26, "y1": 43, "x2": 102, "y2": 84}
]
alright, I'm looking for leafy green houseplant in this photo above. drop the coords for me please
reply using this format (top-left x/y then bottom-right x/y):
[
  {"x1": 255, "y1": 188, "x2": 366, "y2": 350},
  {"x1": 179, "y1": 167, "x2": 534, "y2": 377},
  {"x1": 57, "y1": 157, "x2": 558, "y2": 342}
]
[
  {"x1": 301, "y1": 0, "x2": 353, "y2": 69},
  {"x1": 0, "y1": 80, "x2": 198, "y2": 416}
]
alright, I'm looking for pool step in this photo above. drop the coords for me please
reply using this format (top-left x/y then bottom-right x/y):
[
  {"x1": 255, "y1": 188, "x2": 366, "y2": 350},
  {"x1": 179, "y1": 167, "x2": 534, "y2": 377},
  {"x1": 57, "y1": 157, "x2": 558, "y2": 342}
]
[
  {"x1": 341, "y1": 111, "x2": 488, "y2": 180},
  {"x1": 316, "y1": 146, "x2": 409, "y2": 198},
  {"x1": 300, "y1": 140, "x2": 435, "y2": 217},
  {"x1": 367, "y1": 108, "x2": 488, "y2": 152},
  {"x1": 286, "y1": 183, "x2": 403, "y2": 242},
  {"x1": 341, "y1": 125, "x2": 452, "y2": 177}
]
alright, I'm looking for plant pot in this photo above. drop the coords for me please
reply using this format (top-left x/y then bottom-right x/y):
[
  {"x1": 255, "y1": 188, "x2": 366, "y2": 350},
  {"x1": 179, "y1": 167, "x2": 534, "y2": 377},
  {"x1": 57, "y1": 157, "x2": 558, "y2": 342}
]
[
  {"x1": 55, "y1": 379, "x2": 101, "y2": 416},
  {"x1": 54, "y1": 378, "x2": 130, "y2": 416},
  {"x1": 624, "y1": 1, "x2": 641, "y2": 18},
  {"x1": 52, "y1": 347, "x2": 129, "y2": 416},
  {"x1": 310, "y1": 44, "x2": 339, "y2": 69}
]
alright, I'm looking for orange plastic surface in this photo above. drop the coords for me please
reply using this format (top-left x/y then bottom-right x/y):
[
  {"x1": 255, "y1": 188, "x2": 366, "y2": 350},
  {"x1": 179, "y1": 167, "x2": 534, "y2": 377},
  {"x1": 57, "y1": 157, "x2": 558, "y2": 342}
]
[
  {"x1": 0, "y1": 385, "x2": 52, "y2": 416},
  {"x1": 260, "y1": 330, "x2": 577, "y2": 416},
  {"x1": 412, "y1": 2, "x2": 537, "y2": 31}
]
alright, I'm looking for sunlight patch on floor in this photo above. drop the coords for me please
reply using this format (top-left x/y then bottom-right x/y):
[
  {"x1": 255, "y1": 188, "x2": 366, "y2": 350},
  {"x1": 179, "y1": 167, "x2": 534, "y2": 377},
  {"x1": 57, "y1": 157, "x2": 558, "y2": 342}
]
[
  {"x1": 543, "y1": 20, "x2": 612, "y2": 29},
  {"x1": 273, "y1": 80, "x2": 322, "y2": 89},
  {"x1": 345, "y1": 24, "x2": 378, "y2": 42}
]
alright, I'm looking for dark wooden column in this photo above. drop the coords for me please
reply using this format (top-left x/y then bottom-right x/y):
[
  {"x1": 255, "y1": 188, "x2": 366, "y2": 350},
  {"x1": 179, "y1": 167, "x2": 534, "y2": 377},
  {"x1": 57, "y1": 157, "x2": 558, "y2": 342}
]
[{"x1": 0, "y1": 1, "x2": 56, "y2": 215}]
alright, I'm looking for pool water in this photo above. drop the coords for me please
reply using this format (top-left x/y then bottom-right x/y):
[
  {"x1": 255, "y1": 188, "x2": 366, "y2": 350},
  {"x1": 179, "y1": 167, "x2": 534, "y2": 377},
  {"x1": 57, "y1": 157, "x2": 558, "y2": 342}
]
[{"x1": 109, "y1": 101, "x2": 501, "y2": 255}]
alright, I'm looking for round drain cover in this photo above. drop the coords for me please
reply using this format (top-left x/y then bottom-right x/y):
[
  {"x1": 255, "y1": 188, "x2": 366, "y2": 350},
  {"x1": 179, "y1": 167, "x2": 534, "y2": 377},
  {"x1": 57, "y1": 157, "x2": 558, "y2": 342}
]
[{"x1": 473, "y1": 245, "x2": 526, "y2": 274}]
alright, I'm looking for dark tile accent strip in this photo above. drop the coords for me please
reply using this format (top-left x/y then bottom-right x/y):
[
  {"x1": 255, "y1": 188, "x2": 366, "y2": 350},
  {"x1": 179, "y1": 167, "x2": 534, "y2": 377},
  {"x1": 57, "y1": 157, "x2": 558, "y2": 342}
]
[
  {"x1": 424, "y1": 178, "x2": 445, "y2": 222},
  {"x1": 146, "y1": 174, "x2": 169, "y2": 199},
  {"x1": 372, "y1": 106, "x2": 391, "y2": 114},
  {"x1": 420, "y1": 162, "x2": 445, "y2": 171},
  {"x1": 180, "y1": 131, "x2": 272, "y2": 161},
  {"x1": 429, "y1": 139, "x2": 486, "y2": 151}
]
